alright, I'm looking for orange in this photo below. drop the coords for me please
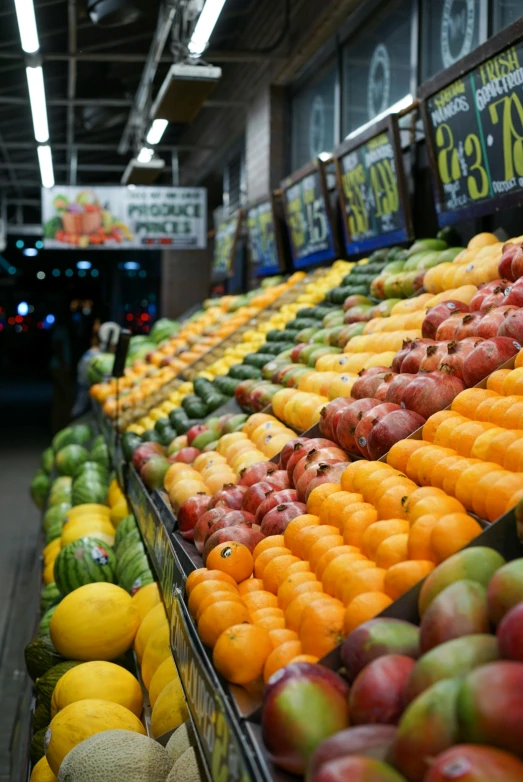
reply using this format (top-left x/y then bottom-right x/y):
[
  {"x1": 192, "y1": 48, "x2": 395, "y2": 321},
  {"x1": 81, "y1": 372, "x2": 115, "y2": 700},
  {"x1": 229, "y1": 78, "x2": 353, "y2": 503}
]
[
  {"x1": 376, "y1": 484, "x2": 412, "y2": 520},
  {"x1": 299, "y1": 598, "x2": 345, "y2": 657},
  {"x1": 195, "y1": 591, "x2": 244, "y2": 622},
  {"x1": 254, "y1": 547, "x2": 292, "y2": 579},
  {"x1": 472, "y1": 469, "x2": 508, "y2": 518},
  {"x1": 319, "y1": 492, "x2": 363, "y2": 527},
  {"x1": 341, "y1": 504, "x2": 379, "y2": 546},
  {"x1": 504, "y1": 439, "x2": 523, "y2": 471},
  {"x1": 339, "y1": 461, "x2": 370, "y2": 491},
  {"x1": 308, "y1": 535, "x2": 344, "y2": 571},
  {"x1": 212, "y1": 624, "x2": 273, "y2": 685},
  {"x1": 360, "y1": 520, "x2": 410, "y2": 560},
  {"x1": 451, "y1": 388, "x2": 496, "y2": 418},
  {"x1": 359, "y1": 468, "x2": 396, "y2": 504},
  {"x1": 263, "y1": 555, "x2": 301, "y2": 594},
  {"x1": 387, "y1": 440, "x2": 427, "y2": 473},
  {"x1": 263, "y1": 640, "x2": 303, "y2": 683},
  {"x1": 252, "y1": 536, "x2": 285, "y2": 560},
  {"x1": 470, "y1": 427, "x2": 506, "y2": 461},
  {"x1": 315, "y1": 545, "x2": 361, "y2": 580},
  {"x1": 423, "y1": 411, "x2": 464, "y2": 442},
  {"x1": 268, "y1": 628, "x2": 299, "y2": 649},
  {"x1": 343, "y1": 592, "x2": 393, "y2": 634},
  {"x1": 504, "y1": 401, "x2": 523, "y2": 428},
  {"x1": 375, "y1": 533, "x2": 409, "y2": 569},
  {"x1": 486, "y1": 370, "x2": 511, "y2": 393},
  {"x1": 339, "y1": 567, "x2": 387, "y2": 605},
  {"x1": 371, "y1": 475, "x2": 417, "y2": 507},
  {"x1": 384, "y1": 560, "x2": 435, "y2": 600},
  {"x1": 405, "y1": 446, "x2": 434, "y2": 482},
  {"x1": 407, "y1": 493, "x2": 466, "y2": 523},
  {"x1": 186, "y1": 568, "x2": 238, "y2": 594},
  {"x1": 351, "y1": 462, "x2": 392, "y2": 494},
  {"x1": 407, "y1": 514, "x2": 440, "y2": 562},
  {"x1": 285, "y1": 591, "x2": 333, "y2": 632},
  {"x1": 251, "y1": 615, "x2": 284, "y2": 633},
  {"x1": 206, "y1": 542, "x2": 254, "y2": 583},
  {"x1": 430, "y1": 455, "x2": 461, "y2": 490},
  {"x1": 447, "y1": 421, "x2": 493, "y2": 457},
  {"x1": 442, "y1": 458, "x2": 476, "y2": 497},
  {"x1": 433, "y1": 415, "x2": 467, "y2": 448},
  {"x1": 417, "y1": 447, "x2": 456, "y2": 487},
  {"x1": 289, "y1": 654, "x2": 319, "y2": 665},
  {"x1": 188, "y1": 580, "x2": 238, "y2": 618},
  {"x1": 487, "y1": 431, "x2": 523, "y2": 467},
  {"x1": 488, "y1": 395, "x2": 523, "y2": 425},
  {"x1": 241, "y1": 591, "x2": 278, "y2": 612},
  {"x1": 278, "y1": 573, "x2": 323, "y2": 609},
  {"x1": 307, "y1": 483, "x2": 342, "y2": 516},
  {"x1": 283, "y1": 515, "x2": 320, "y2": 553},
  {"x1": 431, "y1": 513, "x2": 483, "y2": 562},
  {"x1": 197, "y1": 600, "x2": 251, "y2": 648},
  {"x1": 285, "y1": 561, "x2": 312, "y2": 576},
  {"x1": 237, "y1": 578, "x2": 264, "y2": 595},
  {"x1": 321, "y1": 554, "x2": 369, "y2": 598},
  {"x1": 299, "y1": 525, "x2": 340, "y2": 560},
  {"x1": 250, "y1": 607, "x2": 284, "y2": 623},
  {"x1": 501, "y1": 368, "x2": 523, "y2": 395},
  {"x1": 516, "y1": 349, "x2": 523, "y2": 368},
  {"x1": 474, "y1": 396, "x2": 499, "y2": 422},
  {"x1": 484, "y1": 474, "x2": 523, "y2": 521}
]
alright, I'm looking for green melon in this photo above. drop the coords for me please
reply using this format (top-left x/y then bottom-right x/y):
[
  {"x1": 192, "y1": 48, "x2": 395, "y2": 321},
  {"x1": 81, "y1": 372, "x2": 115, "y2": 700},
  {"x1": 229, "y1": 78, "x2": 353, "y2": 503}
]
[
  {"x1": 116, "y1": 542, "x2": 145, "y2": 581},
  {"x1": 91, "y1": 441, "x2": 110, "y2": 469},
  {"x1": 74, "y1": 461, "x2": 108, "y2": 481},
  {"x1": 121, "y1": 567, "x2": 154, "y2": 595},
  {"x1": 41, "y1": 447, "x2": 54, "y2": 475},
  {"x1": 43, "y1": 503, "x2": 71, "y2": 534},
  {"x1": 35, "y1": 661, "x2": 82, "y2": 709},
  {"x1": 56, "y1": 444, "x2": 90, "y2": 476},
  {"x1": 32, "y1": 700, "x2": 50, "y2": 732},
  {"x1": 115, "y1": 529, "x2": 141, "y2": 558},
  {"x1": 45, "y1": 519, "x2": 64, "y2": 545},
  {"x1": 52, "y1": 424, "x2": 92, "y2": 453},
  {"x1": 48, "y1": 476, "x2": 73, "y2": 506},
  {"x1": 24, "y1": 635, "x2": 65, "y2": 681},
  {"x1": 53, "y1": 537, "x2": 117, "y2": 595},
  {"x1": 31, "y1": 471, "x2": 51, "y2": 509},
  {"x1": 114, "y1": 515, "x2": 138, "y2": 549},
  {"x1": 71, "y1": 478, "x2": 108, "y2": 507},
  {"x1": 30, "y1": 728, "x2": 47, "y2": 764},
  {"x1": 87, "y1": 352, "x2": 114, "y2": 384},
  {"x1": 40, "y1": 583, "x2": 62, "y2": 614},
  {"x1": 39, "y1": 606, "x2": 58, "y2": 636}
]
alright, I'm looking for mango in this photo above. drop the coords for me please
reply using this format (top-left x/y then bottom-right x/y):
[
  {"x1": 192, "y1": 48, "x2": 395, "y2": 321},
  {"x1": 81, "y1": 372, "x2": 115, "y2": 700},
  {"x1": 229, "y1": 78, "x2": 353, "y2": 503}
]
[
  {"x1": 423, "y1": 744, "x2": 523, "y2": 781},
  {"x1": 458, "y1": 661, "x2": 523, "y2": 756},
  {"x1": 310, "y1": 756, "x2": 407, "y2": 782},
  {"x1": 405, "y1": 634, "x2": 498, "y2": 701},
  {"x1": 392, "y1": 677, "x2": 461, "y2": 782},
  {"x1": 307, "y1": 726, "x2": 397, "y2": 782},
  {"x1": 498, "y1": 603, "x2": 523, "y2": 662},
  {"x1": 418, "y1": 547, "x2": 505, "y2": 616},
  {"x1": 487, "y1": 558, "x2": 523, "y2": 625},
  {"x1": 340, "y1": 619, "x2": 420, "y2": 682},
  {"x1": 349, "y1": 654, "x2": 414, "y2": 726},
  {"x1": 419, "y1": 580, "x2": 489, "y2": 652}
]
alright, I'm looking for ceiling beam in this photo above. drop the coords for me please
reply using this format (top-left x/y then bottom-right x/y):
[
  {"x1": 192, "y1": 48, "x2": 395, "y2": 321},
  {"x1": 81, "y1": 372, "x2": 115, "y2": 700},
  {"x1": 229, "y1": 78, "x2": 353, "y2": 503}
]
[
  {"x1": 0, "y1": 97, "x2": 133, "y2": 107},
  {"x1": 0, "y1": 142, "x2": 215, "y2": 151},
  {"x1": 0, "y1": 50, "x2": 276, "y2": 63}
]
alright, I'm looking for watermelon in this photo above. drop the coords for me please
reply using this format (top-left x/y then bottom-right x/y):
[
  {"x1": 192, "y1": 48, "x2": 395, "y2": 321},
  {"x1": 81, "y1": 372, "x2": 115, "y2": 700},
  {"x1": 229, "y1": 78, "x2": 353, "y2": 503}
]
[
  {"x1": 53, "y1": 537, "x2": 117, "y2": 595},
  {"x1": 150, "y1": 317, "x2": 179, "y2": 343},
  {"x1": 115, "y1": 529, "x2": 141, "y2": 558},
  {"x1": 40, "y1": 583, "x2": 62, "y2": 614},
  {"x1": 121, "y1": 432, "x2": 143, "y2": 462},
  {"x1": 35, "y1": 661, "x2": 82, "y2": 709},
  {"x1": 116, "y1": 541, "x2": 146, "y2": 579},
  {"x1": 24, "y1": 635, "x2": 64, "y2": 681},
  {"x1": 43, "y1": 503, "x2": 70, "y2": 533},
  {"x1": 48, "y1": 476, "x2": 73, "y2": 506},
  {"x1": 55, "y1": 444, "x2": 90, "y2": 476},
  {"x1": 44, "y1": 519, "x2": 63, "y2": 545},
  {"x1": 87, "y1": 352, "x2": 114, "y2": 384},
  {"x1": 31, "y1": 470, "x2": 50, "y2": 509},
  {"x1": 91, "y1": 440, "x2": 110, "y2": 468},
  {"x1": 39, "y1": 606, "x2": 58, "y2": 636},
  {"x1": 30, "y1": 728, "x2": 47, "y2": 764},
  {"x1": 72, "y1": 477, "x2": 108, "y2": 506},
  {"x1": 32, "y1": 700, "x2": 50, "y2": 732},
  {"x1": 41, "y1": 447, "x2": 54, "y2": 475},
  {"x1": 120, "y1": 565, "x2": 155, "y2": 595},
  {"x1": 91, "y1": 434, "x2": 105, "y2": 451},
  {"x1": 74, "y1": 461, "x2": 108, "y2": 481},
  {"x1": 114, "y1": 515, "x2": 138, "y2": 549},
  {"x1": 52, "y1": 424, "x2": 92, "y2": 452}
]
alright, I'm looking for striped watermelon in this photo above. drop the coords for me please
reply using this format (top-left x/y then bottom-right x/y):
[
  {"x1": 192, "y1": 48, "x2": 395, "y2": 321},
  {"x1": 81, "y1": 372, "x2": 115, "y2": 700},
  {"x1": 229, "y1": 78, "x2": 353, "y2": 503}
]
[
  {"x1": 115, "y1": 541, "x2": 146, "y2": 580},
  {"x1": 120, "y1": 564, "x2": 155, "y2": 595},
  {"x1": 115, "y1": 529, "x2": 141, "y2": 558},
  {"x1": 114, "y1": 515, "x2": 138, "y2": 549},
  {"x1": 53, "y1": 537, "x2": 117, "y2": 595}
]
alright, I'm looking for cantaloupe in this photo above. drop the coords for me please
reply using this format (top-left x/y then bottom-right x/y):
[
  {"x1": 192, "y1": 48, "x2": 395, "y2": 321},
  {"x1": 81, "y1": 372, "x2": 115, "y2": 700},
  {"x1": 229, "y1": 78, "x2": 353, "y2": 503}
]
[
  {"x1": 50, "y1": 583, "x2": 139, "y2": 661},
  {"x1": 67, "y1": 504, "x2": 111, "y2": 520},
  {"x1": 45, "y1": 698, "x2": 145, "y2": 774},
  {"x1": 132, "y1": 582, "x2": 161, "y2": 622},
  {"x1": 56, "y1": 729, "x2": 172, "y2": 781},
  {"x1": 165, "y1": 721, "x2": 195, "y2": 764},
  {"x1": 151, "y1": 677, "x2": 188, "y2": 739},
  {"x1": 51, "y1": 661, "x2": 143, "y2": 718},
  {"x1": 134, "y1": 602, "x2": 168, "y2": 663},
  {"x1": 61, "y1": 518, "x2": 114, "y2": 548},
  {"x1": 166, "y1": 747, "x2": 203, "y2": 782},
  {"x1": 141, "y1": 624, "x2": 171, "y2": 690},
  {"x1": 30, "y1": 755, "x2": 56, "y2": 782},
  {"x1": 149, "y1": 656, "x2": 179, "y2": 708}
]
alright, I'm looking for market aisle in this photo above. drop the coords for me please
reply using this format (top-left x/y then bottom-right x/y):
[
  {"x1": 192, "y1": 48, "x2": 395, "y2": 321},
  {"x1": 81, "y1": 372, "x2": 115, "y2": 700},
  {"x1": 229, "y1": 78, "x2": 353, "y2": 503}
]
[{"x1": 0, "y1": 382, "x2": 52, "y2": 781}]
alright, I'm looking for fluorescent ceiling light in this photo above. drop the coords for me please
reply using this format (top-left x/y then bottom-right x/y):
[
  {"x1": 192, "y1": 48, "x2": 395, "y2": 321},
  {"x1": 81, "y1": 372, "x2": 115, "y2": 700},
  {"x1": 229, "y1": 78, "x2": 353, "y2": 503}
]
[
  {"x1": 37, "y1": 145, "x2": 54, "y2": 188},
  {"x1": 318, "y1": 151, "x2": 332, "y2": 162},
  {"x1": 146, "y1": 119, "x2": 168, "y2": 145},
  {"x1": 77, "y1": 261, "x2": 91, "y2": 270},
  {"x1": 188, "y1": 0, "x2": 227, "y2": 56},
  {"x1": 26, "y1": 66, "x2": 49, "y2": 143},
  {"x1": 14, "y1": 0, "x2": 39, "y2": 53},
  {"x1": 137, "y1": 147, "x2": 154, "y2": 163},
  {"x1": 345, "y1": 94, "x2": 414, "y2": 141}
]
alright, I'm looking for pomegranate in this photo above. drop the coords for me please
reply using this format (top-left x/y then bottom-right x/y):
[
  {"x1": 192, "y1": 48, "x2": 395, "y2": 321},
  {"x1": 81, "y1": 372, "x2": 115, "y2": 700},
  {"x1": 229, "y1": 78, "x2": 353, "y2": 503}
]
[
  {"x1": 241, "y1": 482, "x2": 275, "y2": 516},
  {"x1": 193, "y1": 507, "x2": 227, "y2": 553},
  {"x1": 295, "y1": 459, "x2": 346, "y2": 502},
  {"x1": 454, "y1": 312, "x2": 483, "y2": 339},
  {"x1": 266, "y1": 470, "x2": 291, "y2": 491},
  {"x1": 238, "y1": 461, "x2": 277, "y2": 486},
  {"x1": 354, "y1": 403, "x2": 401, "y2": 458},
  {"x1": 357, "y1": 366, "x2": 392, "y2": 378},
  {"x1": 178, "y1": 493, "x2": 211, "y2": 541},
  {"x1": 401, "y1": 340, "x2": 437, "y2": 373},
  {"x1": 207, "y1": 509, "x2": 255, "y2": 538},
  {"x1": 437, "y1": 340, "x2": 481, "y2": 380},
  {"x1": 186, "y1": 424, "x2": 208, "y2": 445},
  {"x1": 503, "y1": 280, "x2": 523, "y2": 307},
  {"x1": 374, "y1": 374, "x2": 397, "y2": 401},
  {"x1": 292, "y1": 447, "x2": 348, "y2": 485},
  {"x1": 260, "y1": 502, "x2": 308, "y2": 536},
  {"x1": 385, "y1": 374, "x2": 417, "y2": 406},
  {"x1": 481, "y1": 285, "x2": 511, "y2": 311},
  {"x1": 498, "y1": 242, "x2": 522, "y2": 281},
  {"x1": 335, "y1": 399, "x2": 381, "y2": 453},
  {"x1": 304, "y1": 462, "x2": 351, "y2": 502},
  {"x1": 497, "y1": 309, "x2": 523, "y2": 342},
  {"x1": 278, "y1": 437, "x2": 310, "y2": 469},
  {"x1": 470, "y1": 280, "x2": 509, "y2": 311},
  {"x1": 203, "y1": 524, "x2": 264, "y2": 563},
  {"x1": 392, "y1": 340, "x2": 415, "y2": 373},
  {"x1": 351, "y1": 371, "x2": 390, "y2": 400},
  {"x1": 319, "y1": 399, "x2": 353, "y2": 441},
  {"x1": 477, "y1": 306, "x2": 516, "y2": 338},
  {"x1": 367, "y1": 410, "x2": 426, "y2": 460},
  {"x1": 436, "y1": 312, "x2": 469, "y2": 340},
  {"x1": 255, "y1": 489, "x2": 298, "y2": 524},
  {"x1": 509, "y1": 245, "x2": 523, "y2": 281},
  {"x1": 401, "y1": 369, "x2": 465, "y2": 418},
  {"x1": 285, "y1": 439, "x2": 338, "y2": 482},
  {"x1": 132, "y1": 442, "x2": 165, "y2": 472},
  {"x1": 418, "y1": 343, "x2": 451, "y2": 373},
  {"x1": 173, "y1": 447, "x2": 201, "y2": 464},
  {"x1": 207, "y1": 484, "x2": 247, "y2": 511},
  {"x1": 463, "y1": 337, "x2": 521, "y2": 387},
  {"x1": 422, "y1": 300, "x2": 470, "y2": 340}
]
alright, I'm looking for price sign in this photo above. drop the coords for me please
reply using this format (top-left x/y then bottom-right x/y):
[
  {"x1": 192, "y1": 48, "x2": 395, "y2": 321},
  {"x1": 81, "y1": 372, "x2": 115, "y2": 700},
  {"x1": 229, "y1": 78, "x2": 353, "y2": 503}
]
[
  {"x1": 213, "y1": 212, "x2": 243, "y2": 279},
  {"x1": 334, "y1": 115, "x2": 413, "y2": 255},
  {"x1": 420, "y1": 18, "x2": 523, "y2": 224},
  {"x1": 281, "y1": 161, "x2": 339, "y2": 269},
  {"x1": 171, "y1": 594, "x2": 254, "y2": 782},
  {"x1": 246, "y1": 197, "x2": 283, "y2": 276}
]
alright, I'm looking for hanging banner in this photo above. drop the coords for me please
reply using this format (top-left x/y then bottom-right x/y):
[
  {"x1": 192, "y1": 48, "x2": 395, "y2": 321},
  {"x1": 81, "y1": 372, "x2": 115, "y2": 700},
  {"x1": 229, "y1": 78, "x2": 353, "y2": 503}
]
[
  {"x1": 41, "y1": 186, "x2": 207, "y2": 249},
  {"x1": 246, "y1": 196, "x2": 284, "y2": 276},
  {"x1": 419, "y1": 18, "x2": 523, "y2": 225},
  {"x1": 212, "y1": 211, "x2": 243, "y2": 279}
]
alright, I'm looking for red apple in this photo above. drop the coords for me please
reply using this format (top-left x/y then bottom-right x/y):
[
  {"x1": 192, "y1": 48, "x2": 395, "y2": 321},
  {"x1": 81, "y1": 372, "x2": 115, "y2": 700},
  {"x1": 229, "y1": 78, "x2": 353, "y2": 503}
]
[
  {"x1": 178, "y1": 493, "x2": 211, "y2": 541},
  {"x1": 260, "y1": 501, "x2": 308, "y2": 535},
  {"x1": 463, "y1": 337, "x2": 521, "y2": 387},
  {"x1": 354, "y1": 403, "x2": 401, "y2": 458},
  {"x1": 335, "y1": 399, "x2": 382, "y2": 453},
  {"x1": 367, "y1": 409, "x2": 426, "y2": 460},
  {"x1": 173, "y1": 447, "x2": 201, "y2": 464},
  {"x1": 193, "y1": 507, "x2": 227, "y2": 553}
]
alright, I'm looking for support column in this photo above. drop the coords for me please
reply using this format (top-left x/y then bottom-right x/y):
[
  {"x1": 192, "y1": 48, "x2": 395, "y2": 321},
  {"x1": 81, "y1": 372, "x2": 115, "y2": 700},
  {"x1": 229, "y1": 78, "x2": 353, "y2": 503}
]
[
  {"x1": 160, "y1": 249, "x2": 213, "y2": 319},
  {"x1": 246, "y1": 85, "x2": 286, "y2": 202}
]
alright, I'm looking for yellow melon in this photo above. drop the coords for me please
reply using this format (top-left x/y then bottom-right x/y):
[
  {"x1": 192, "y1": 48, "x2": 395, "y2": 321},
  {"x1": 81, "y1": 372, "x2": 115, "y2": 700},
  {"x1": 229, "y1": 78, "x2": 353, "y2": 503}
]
[
  {"x1": 134, "y1": 602, "x2": 168, "y2": 663},
  {"x1": 151, "y1": 678, "x2": 189, "y2": 739},
  {"x1": 43, "y1": 539, "x2": 62, "y2": 564},
  {"x1": 51, "y1": 661, "x2": 143, "y2": 718},
  {"x1": 45, "y1": 698, "x2": 145, "y2": 774},
  {"x1": 132, "y1": 582, "x2": 161, "y2": 622},
  {"x1": 149, "y1": 656, "x2": 179, "y2": 708},
  {"x1": 43, "y1": 559, "x2": 57, "y2": 585},
  {"x1": 110, "y1": 499, "x2": 129, "y2": 528},
  {"x1": 141, "y1": 625, "x2": 171, "y2": 690},
  {"x1": 61, "y1": 518, "x2": 114, "y2": 548},
  {"x1": 66, "y1": 504, "x2": 111, "y2": 520},
  {"x1": 108, "y1": 479, "x2": 123, "y2": 506},
  {"x1": 30, "y1": 755, "x2": 56, "y2": 781},
  {"x1": 50, "y1": 583, "x2": 139, "y2": 660}
]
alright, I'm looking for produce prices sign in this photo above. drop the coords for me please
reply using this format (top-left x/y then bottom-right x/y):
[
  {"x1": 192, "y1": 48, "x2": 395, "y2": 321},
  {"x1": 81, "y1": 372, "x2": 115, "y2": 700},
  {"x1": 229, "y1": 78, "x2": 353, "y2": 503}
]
[
  {"x1": 421, "y1": 25, "x2": 523, "y2": 224},
  {"x1": 41, "y1": 186, "x2": 207, "y2": 249}
]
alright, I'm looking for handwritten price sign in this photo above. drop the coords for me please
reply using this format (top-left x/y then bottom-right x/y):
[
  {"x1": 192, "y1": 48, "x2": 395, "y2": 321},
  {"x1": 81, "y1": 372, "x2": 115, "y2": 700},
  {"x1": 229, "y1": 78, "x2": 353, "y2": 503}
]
[{"x1": 246, "y1": 199, "x2": 282, "y2": 276}]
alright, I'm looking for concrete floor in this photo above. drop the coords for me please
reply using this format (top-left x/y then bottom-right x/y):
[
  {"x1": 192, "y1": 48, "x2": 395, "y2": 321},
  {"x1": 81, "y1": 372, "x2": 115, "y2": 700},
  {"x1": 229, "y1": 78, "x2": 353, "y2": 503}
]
[{"x1": 0, "y1": 382, "x2": 52, "y2": 781}]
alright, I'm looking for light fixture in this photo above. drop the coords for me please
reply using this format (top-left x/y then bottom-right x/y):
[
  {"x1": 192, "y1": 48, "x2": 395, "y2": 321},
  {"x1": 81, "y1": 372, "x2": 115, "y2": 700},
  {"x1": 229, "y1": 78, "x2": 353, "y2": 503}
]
[
  {"x1": 23, "y1": 248, "x2": 38, "y2": 257},
  {"x1": 17, "y1": 302, "x2": 29, "y2": 316},
  {"x1": 37, "y1": 145, "x2": 54, "y2": 188},
  {"x1": 318, "y1": 151, "x2": 332, "y2": 162},
  {"x1": 136, "y1": 147, "x2": 154, "y2": 163},
  {"x1": 35, "y1": 240, "x2": 43, "y2": 249},
  {"x1": 52, "y1": 268, "x2": 60, "y2": 276},
  {"x1": 345, "y1": 94, "x2": 414, "y2": 141},
  {"x1": 45, "y1": 314, "x2": 55, "y2": 325},
  {"x1": 27, "y1": 66, "x2": 49, "y2": 143},
  {"x1": 14, "y1": 0, "x2": 39, "y2": 53},
  {"x1": 77, "y1": 260, "x2": 92, "y2": 270},
  {"x1": 78, "y1": 270, "x2": 86, "y2": 277},
  {"x1": 146, "y1": 119, "x2": 168, "y2": 145},
  {"x1": 91, "y1": 269, "x2": 99, "y2": 277},
  {"x1": 188, "y1": 0, "x2": 227, "y2": 56},
  {"x1": 65, "y1": 269, "x2": 73, "y2": 277},
  {"x1": 36, "y1": 271, "x2": 45, "y2": 279},
  {"x1": 16, "y1": 240, "x2": 24, "y2": 249},
  {"x1": 123, "y1": 261, "x2": 140, "y2": 271}
]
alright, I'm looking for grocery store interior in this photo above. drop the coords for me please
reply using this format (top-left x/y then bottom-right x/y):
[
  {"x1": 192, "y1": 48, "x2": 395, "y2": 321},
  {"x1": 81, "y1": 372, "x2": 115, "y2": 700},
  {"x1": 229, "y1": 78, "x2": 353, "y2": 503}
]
[{"x1": 5, "y1": 0, "x2": 523, "y2": 780}]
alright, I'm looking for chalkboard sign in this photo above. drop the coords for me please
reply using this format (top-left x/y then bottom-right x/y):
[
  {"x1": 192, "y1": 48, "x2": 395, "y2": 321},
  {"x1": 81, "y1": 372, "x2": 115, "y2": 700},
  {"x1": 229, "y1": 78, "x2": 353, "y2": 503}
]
[
  {"x1": 420, "y1": 18, "x2": 523, "y2": 225},
  {"x1": 212, "y1": 211, "x2": 242, "y2": 279},
  {"x1": 281, "y1": 161, "x2": 340, "y2": 269},
  {"x1": 246, "y1": 196, "x2": 283, "y2": 276},
  {"x1": 334, "y1": 114, "x2": 413, "y2": 255}
]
